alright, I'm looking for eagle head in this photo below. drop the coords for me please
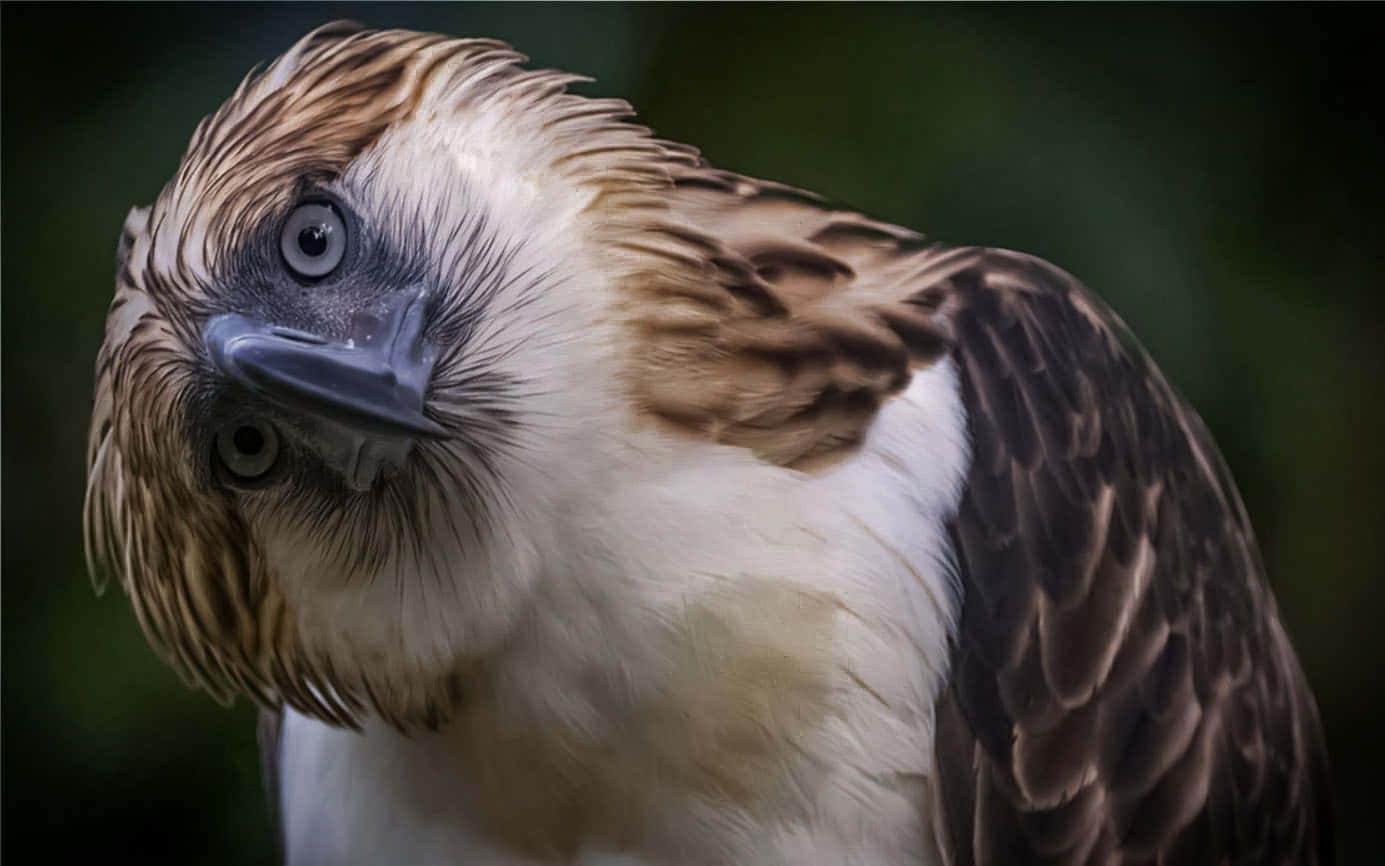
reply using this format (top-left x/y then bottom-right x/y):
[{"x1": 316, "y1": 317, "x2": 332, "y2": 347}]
[{"x1": 83, "y1": 23, "x2": 714, "y2": 727}]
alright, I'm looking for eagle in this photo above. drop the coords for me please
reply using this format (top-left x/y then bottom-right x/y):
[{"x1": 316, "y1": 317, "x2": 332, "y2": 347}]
[{"x1": 85, "y1": 22, "x2": 1332, "y2": 866}]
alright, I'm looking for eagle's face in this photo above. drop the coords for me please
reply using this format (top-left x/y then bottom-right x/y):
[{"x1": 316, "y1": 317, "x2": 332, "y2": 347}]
[{"x1": 86, "y1": 28, "x2": 678, "y2": 725}]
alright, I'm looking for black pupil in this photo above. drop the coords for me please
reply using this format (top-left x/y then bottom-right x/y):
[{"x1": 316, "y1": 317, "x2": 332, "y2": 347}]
[
  {"x1": 232, "y1": 425, "x2": 265, "y2": 456},
  {"x1": 297, "y1": 224, "x2": 329, "y2": 257}
]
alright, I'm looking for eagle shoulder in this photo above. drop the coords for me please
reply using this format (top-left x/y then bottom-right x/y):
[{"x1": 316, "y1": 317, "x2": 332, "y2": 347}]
[
  {"x1": 557, "y1": 160, "x2": 1332, "y2": 861},
  {"x1": 623, "y1": 169, "x2": 975, "y2": 468}
]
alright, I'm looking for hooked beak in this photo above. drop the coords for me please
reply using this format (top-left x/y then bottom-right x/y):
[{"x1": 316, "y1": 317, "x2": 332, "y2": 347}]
[{"x1": 204, "y1": 289, "x2": 445, "y2": 440}]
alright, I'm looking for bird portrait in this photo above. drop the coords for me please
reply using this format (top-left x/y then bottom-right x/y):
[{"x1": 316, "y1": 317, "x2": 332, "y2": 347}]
[{"x1": 82, "y1": 21, "x2": 1332, "y2": 866}]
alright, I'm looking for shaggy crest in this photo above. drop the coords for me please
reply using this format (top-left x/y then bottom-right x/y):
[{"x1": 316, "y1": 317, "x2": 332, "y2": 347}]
[{"x1": 83, "y1": 22, "x2": 699, "y2": 724}]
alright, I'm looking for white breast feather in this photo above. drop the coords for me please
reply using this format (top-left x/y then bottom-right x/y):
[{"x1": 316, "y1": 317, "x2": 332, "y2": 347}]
[{"x1": 278, "y1": 359, "x2": 970, "y2": 866}]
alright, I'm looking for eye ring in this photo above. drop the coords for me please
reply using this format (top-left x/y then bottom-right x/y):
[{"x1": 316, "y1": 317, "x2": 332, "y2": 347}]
[
  {"x1": 280, "y1": 201, "x2": 346, "y2": 279},
  {"x1": 215, "y1": 418, "x2": 280, "y2": 482}
]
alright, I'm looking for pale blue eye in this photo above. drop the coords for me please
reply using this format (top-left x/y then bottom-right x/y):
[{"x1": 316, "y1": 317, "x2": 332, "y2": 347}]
[
  {"x1": 280, "y1": 202, "x2": 345, "y2": 278},
  {"x1": 216, "y1": 418, "x2": 279, "y2": 480}
]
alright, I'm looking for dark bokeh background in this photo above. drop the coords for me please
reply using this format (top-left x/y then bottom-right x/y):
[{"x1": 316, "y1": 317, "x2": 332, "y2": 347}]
[{"x1": 4, "y1": 3, "x2": 1381, "y2": 862}]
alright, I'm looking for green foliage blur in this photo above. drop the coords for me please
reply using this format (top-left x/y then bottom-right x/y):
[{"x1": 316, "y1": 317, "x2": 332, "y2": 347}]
[{"x1": 3, "y1": 4, "x2": 1381, "y2": 862}]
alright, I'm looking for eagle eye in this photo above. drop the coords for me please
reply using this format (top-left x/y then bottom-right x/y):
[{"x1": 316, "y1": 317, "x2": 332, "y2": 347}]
[
  {"x1": 280, "y1": 202, "x2": 346, "y2": 279},
  {"x1": 215, "y1": 418, "x2": 280, "y2": 482}
]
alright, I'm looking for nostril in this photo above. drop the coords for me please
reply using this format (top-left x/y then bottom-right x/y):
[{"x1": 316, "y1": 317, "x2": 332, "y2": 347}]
[{"x1": 268, "y1": 326, "x2": 328, "y2": 345}]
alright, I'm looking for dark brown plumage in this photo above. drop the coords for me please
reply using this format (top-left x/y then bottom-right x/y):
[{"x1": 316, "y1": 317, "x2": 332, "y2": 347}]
[{"x1": 933, "y1": 253, "x2": 1334, "y2": 865}]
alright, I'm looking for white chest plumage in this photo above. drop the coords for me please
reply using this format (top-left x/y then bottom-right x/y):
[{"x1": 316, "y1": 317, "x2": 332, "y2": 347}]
[{"x1": 275, "y1": 361, "x2": 970, "y2": 865}]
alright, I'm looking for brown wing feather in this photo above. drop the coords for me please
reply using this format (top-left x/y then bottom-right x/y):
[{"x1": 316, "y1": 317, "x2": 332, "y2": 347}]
[{"x1": 934, "y1": 249, "x2": 1333, "y2": 865}]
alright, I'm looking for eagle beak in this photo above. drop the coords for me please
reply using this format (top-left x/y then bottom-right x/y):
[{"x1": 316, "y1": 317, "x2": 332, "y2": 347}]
[{"x1": 203, "y1": 289, "x2": 446, "y2": 439}]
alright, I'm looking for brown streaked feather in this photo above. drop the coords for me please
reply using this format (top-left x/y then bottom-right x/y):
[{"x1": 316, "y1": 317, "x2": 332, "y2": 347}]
[
  {"x1": 620, "y1": 169, "x2": 970, "y2": 467},
  {"x1": 931, "y1": 250, "x2": 1333, "y2": 865}
]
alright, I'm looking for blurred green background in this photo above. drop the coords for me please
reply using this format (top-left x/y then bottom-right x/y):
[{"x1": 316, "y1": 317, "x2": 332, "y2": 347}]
[{"x1": 3, "y1": 3, "x2": 1381, "y2": 862}]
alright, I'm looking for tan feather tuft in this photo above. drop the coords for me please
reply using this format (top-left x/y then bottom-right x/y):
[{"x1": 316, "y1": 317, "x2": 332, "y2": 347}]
[{"x1": 614, "y1": 171, "x2": 978, "y2": 467}]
